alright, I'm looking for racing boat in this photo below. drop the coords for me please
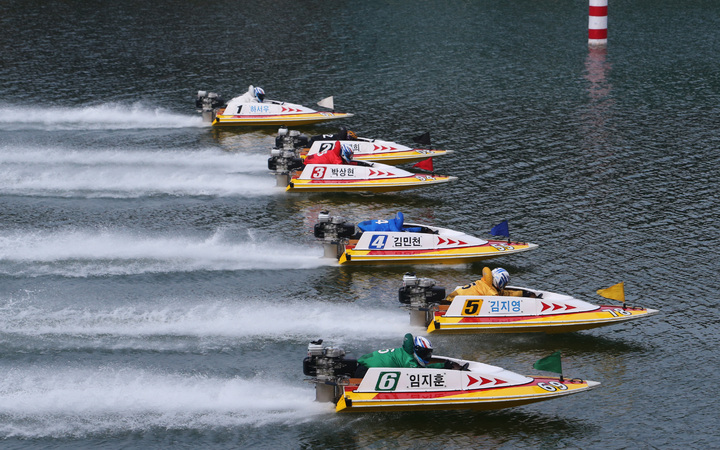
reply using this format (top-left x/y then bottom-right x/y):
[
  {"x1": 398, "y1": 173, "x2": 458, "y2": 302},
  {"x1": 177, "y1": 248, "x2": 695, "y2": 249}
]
[
  {"x1": 274, "y1": 127, "x2": 451, "y2": 165},
  {"x1": 304, "y1": 340, "x2": 599, "y2": 412},
  {"x1": 314, "y1": 212, "x2": 538, "y2": 265},
  {"x1": 195, "y1": 87, "x2": 353, "y2": 126},
  {"x1": 286, "y1": 162, "x2": 456, "y2": 193},
  {"x1": 269, "y1": 131, "x2": 456, "y2": 192},
  {"x1": 399, "y1": 273, "x2": 659, "y2": 333}
]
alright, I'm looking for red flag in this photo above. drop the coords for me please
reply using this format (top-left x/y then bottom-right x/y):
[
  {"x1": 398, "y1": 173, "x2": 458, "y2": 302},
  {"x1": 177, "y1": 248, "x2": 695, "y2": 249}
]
[{"x1": 413, "y1": 158, "x2": 434, "y2": 172}]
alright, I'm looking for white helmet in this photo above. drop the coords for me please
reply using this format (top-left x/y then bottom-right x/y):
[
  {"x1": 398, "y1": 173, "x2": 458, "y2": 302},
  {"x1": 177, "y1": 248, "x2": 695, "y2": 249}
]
[
  {"x1": 413, "y1": 336, "x2": 433, "y2": 366},
  {"x1": 254, "y1": 87, "x2": 265, "y2": 102},
  {"x1": 491, "y1": 268, "x2": 510, "y2": 290}
]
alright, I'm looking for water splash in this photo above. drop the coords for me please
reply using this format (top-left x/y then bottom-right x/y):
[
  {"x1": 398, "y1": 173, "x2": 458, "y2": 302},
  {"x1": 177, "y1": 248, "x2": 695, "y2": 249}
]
[
  {"x1": 0, "y1": 299, "x2": 409, "y2": 347},
  {"x1": 0, "y1": 145, "x2": 274, "y2": 198},
  {"x1": 0, "y1": 367, "x2": 331, "y2": 438},
  {"x1": 0, "y1": 229, "x2": 328, "y2": 276},
  {"x1": 0, "y1": 103, "x2": 204, "y2": 131}
]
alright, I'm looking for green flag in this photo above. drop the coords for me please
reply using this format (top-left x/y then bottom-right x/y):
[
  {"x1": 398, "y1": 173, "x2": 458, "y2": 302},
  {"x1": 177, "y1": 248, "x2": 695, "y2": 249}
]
[{"x1": 533, "y1": 351, "x2": 563, "y2": 374}]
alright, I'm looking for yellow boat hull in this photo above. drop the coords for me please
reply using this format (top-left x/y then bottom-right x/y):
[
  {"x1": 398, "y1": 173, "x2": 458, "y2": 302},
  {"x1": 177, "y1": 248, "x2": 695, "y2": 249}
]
[
  {"x1": 340, "y1": 242, "x2": 538, "y2": 265},
  {"x1": 288, "y1": 175, "x2": 457, "y2": 193},
  {"x1": 213, "y1": 112, "x2": 353, "y2": 127},
  {"x1": 337, "y1": 376, "x2": 599, "y2": 412},
  {"x1": 429, "y1": 305, "x2": 659, "y2": 334}
]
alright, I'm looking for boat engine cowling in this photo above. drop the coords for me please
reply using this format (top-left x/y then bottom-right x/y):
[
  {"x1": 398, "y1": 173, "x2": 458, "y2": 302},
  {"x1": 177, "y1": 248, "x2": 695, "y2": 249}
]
[
  {"x1": 313, "y1": 212, "x2": 356, "y2": 242},
  {"x1": 196, "y1": 91, "x2": 225, "y2": 122},
  {"x1": 274, "y1": 126, "x2": 310, "y2": 150},
  {"x1": 399, "y1": 273, "x2": 446, "y2": 307},
  {"x1": 304, "y1": 340, "x2": 358, "y2": 403},
  {"x1": 303, "y1": 340, "x2": 357, "y2": 380}
]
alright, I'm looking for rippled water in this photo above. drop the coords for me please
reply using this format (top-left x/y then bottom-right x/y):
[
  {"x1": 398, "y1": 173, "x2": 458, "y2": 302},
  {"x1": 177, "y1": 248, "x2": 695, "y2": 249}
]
[{"x1": 1, "y1": 0, "x2": 719, "y2": 448}]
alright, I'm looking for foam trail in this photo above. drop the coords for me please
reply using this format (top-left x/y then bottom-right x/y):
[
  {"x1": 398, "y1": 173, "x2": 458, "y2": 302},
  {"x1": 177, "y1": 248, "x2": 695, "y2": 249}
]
[
  {"x1": 0, "y1": 300, "x2": 409, "y2": 349},
  {"x1": 0, "y1": 146, "x2": 274, "y2": 198},
  {"x1": 0, "y1": 103, "x2": 204, "y2": 130},
  {"x1": 0, "y1": 367, "x2": 330, "y2": 438},
  {"x1": 0, "y1": 229, "x2": 328, "y2": 276}
]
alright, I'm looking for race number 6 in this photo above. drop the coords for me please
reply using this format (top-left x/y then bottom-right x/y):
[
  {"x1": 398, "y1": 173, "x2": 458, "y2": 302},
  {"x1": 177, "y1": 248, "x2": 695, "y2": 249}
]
[{"x1": 376, "y1": 372, "x2": 400, "y2": 391}]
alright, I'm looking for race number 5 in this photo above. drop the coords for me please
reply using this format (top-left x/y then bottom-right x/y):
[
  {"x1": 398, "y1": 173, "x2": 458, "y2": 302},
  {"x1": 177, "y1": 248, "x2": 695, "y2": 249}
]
[
  {"x1": 311, "y1": 167, "x2": 326, "y2": 179},
  {"x1": 462, "y1": 299, "x2": 483, "y2": 315}
]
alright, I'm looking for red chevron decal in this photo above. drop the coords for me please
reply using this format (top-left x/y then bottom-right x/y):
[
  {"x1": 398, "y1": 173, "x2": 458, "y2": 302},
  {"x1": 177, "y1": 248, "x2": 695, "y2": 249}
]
[
  {"x1": 447, "y1": 239, "x2": 456, "y2": 245},
  {"x1": 467, "y1": 375, "x2": 479, "y2": 386},
  {"x1": 541, "y1": 302, "x2": 551, "y2": 312},
  {"x1": 438, "y1": 237, "x2": 446, "y2": 245},
  {"x1": 369, "y1": 170, "x2": 377, "y2": 176},
  {"x1": 373, "y1": 145, "x2": 381, "y2": 151},
  {"x1": 553, "y1": 303, "x2": 563, "y2": 311},
  {"x1": 479, "y1": 377, "x2": 494, "y2": 386},
  {"x1": 457, "y1": 240, "x2": 467, "y2": 245},
  {"x1": 565, "y1": 304, "x2": 576, "y2": 310},
  {"x1": 494, "y1": 378, "x2": 507, "y2": 385}
]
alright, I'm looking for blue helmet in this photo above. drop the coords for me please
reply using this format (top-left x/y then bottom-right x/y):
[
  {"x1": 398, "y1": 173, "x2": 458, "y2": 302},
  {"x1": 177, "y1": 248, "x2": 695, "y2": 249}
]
[
  {"x1": 254, "y1": 87, "x2": 265, "y2": 102},
  {"x1": 491, "y1": 268, "x2": 510, "y2": 290},
  {"x1": 413, "y1": 336, "x2": 433, "y2": 366},
  {"x1": 340, "y1": 144, "x2": 354, "y2": 163}
]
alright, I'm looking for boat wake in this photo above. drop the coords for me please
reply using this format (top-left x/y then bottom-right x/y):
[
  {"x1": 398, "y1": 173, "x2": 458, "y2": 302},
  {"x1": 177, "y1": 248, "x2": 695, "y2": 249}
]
[
  {"x1": 0, "y1": 367, "x2": 329, "y2": 438},
  {"x1": 0, "y1": 145, "x2": 273, "y2": 198},
  {"x1": 0, "y1": 299, "x2": 409, "y2": 351},
  {"x1": 0, "y1": 103, "x2": 204, "y2": 131},
  {"x1": 0, "y1": 229, "x2": 327, "y2": 277}
]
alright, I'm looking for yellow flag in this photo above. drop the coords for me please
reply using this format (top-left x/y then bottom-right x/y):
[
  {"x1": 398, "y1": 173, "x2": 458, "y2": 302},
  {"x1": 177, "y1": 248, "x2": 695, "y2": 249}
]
[{"x1": 597, "y1": 282, "x2": 625, "y2": 302}]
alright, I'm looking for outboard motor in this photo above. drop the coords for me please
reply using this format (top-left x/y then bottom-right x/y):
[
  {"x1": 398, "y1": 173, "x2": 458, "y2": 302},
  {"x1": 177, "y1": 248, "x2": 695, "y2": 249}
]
[
  {"x1": 274, "y1": 126, "x2": 310, "y2": 150},
  {"x1": 313, "y1": 211, "x2": 357, "y2": 259},
  {"x1": 399, "y1": 273, "x2": 446, "y2": 327},
  {"x1": 268, "y1": 127, "x2": 306, "y2": 187},
  {"x1": 303, "y1": 340, "x2": 357, "y2": 403},
  {"x1": 195, "y1": 91, "x2": 225, "y2": 122}
]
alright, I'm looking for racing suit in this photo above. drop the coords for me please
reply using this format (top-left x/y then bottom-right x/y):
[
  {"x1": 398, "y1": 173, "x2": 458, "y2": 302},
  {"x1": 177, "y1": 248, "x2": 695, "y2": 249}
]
[{"x1": 445, "y1": 267, "x2": 523, "y2": 302}]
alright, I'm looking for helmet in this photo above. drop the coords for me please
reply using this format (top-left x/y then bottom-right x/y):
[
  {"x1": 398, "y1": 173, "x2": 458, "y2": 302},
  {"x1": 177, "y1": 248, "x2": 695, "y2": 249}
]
[
  {"x1": 254, "y1": 87, "x2": 265, "y2": 102},
  {"x1": 347, "y1": 130, "x2": 357, "y2": 140},
  {"x1": 340, "y1": 144, "x2": 354, "y2": 163},
  {"x1": 413, "y1": 336, "x2": 433, "y2": 366},
  {"x1": 491, "y1": 268, "x2": 510, "y2": 290}
]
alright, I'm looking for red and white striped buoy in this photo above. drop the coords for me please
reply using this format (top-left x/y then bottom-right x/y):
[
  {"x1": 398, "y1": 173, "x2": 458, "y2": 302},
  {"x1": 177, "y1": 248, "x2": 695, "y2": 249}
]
[{"x1": 588, "y1": 0, "x2": 608, "y2": 47}]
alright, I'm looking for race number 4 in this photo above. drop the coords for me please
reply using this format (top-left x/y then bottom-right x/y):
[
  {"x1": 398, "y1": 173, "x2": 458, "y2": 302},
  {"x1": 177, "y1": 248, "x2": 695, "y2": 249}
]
[{"x1": 368, "y1": 235, "x2": 387, "y2": 249}]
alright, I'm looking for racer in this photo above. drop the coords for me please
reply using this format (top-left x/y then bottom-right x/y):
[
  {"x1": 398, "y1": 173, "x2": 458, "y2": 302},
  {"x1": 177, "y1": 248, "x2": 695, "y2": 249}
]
[
  {"x1": 445, "y1": 267, "x2": 527, "y2": 302},
  {"x1": 236, "y1": 85, "x2": 266, "y2": 103},
  {"x1": 354, "y1": 333, "x2": 462, "y2": 378},
  {"x1": 307, "y1": 127, "x2": 358, "y2": 146},
  {"x1": 303, "y1": 141, "x2": 372, "y2": 166}
]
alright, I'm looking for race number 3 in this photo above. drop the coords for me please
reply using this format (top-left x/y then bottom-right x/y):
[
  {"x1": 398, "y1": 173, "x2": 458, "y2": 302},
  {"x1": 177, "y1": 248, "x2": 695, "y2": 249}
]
[
  {"x1": 376, "y1": 372, "x2": 400, "y2": 391},
  {"x1": 462, "y1": 299, "x2": 483, "y2": 315},
  {"x1": 311, "y1": 167, "x2": 326, "y2": 179}
]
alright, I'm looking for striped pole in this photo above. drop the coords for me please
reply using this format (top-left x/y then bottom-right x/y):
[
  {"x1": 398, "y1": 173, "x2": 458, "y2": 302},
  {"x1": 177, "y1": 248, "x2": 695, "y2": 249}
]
[{"x1": 589, "y1": 0, "x2": 608, "y2": 47}]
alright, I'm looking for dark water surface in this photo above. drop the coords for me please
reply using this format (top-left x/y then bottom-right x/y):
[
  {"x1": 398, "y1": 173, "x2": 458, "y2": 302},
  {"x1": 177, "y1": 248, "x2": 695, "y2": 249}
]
[{"x1": 1, "y1": 0, "x2": 719, "y2": 448}]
